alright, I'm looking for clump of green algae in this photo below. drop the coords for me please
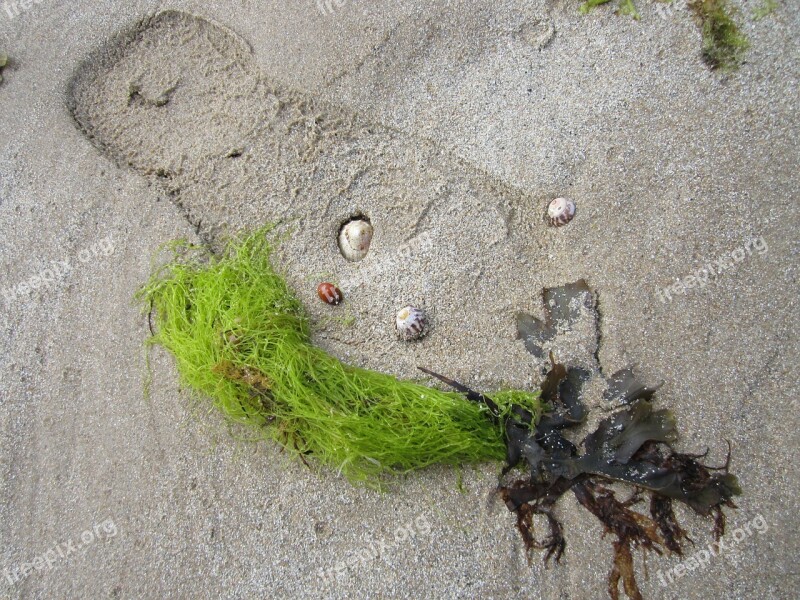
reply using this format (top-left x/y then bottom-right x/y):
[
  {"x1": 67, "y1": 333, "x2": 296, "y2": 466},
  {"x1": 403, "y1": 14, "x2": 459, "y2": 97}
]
[
  {"x1": 579, "y1": 0, "x2": 639, "y2": 19},
  {"x1": 752, "y1": 0, "x2": 778, "y2": 21},
  {"x1": 139, "y1": 227, "x2": 542, "y2": 485},
  {"x1": 578, "y1": 0, "x2": 750, "y2": 72},
  {"x1": 690, "y1": 0, "x2": 749, "y2": 71}
]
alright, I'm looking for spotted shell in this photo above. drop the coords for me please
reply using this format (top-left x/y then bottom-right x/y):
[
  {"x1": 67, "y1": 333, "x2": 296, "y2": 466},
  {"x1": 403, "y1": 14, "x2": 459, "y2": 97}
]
[
  {"x1": 317, "y1": 282, "x2": 343, "y2": 305},
  {"x1": 338, "y1": 219, "x2": 373, "y2": 262},
  {"x1": 547, "y1": 197, "x2": 575, "y2": 227},
  {"x1": 395, "y1": 306, "x2": 427, "y2": 341}
]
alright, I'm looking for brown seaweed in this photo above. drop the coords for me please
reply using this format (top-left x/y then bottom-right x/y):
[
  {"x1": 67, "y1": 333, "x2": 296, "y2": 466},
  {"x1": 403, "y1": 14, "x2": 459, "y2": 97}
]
[
  {"x1": 494, "y1": 364, "x2": 739, "y2": 599},
  {"x1": 426, "y1": 363, "x2": 739, "y2": 600},
  {"x1": 427, "y1": 280, "x2": 740, "y2": 600},
  {"x1": 604, "y1": 368, "x2": 662, "y2": 406},
  {"x1": 517, "y1": 280, "x2": 593, "y2": 358},
  {"x1": 212, "y1": 359, "x2": 273, "y2": 394},
  {"x1": 514, "y1": 368, "x2": 736, "y2": 600}
]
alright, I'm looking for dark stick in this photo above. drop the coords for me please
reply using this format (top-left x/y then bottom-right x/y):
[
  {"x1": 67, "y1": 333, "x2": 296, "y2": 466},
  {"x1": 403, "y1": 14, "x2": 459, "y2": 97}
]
[{"x1": 417, "y1": 366, "x2": 501, "y2": 418}]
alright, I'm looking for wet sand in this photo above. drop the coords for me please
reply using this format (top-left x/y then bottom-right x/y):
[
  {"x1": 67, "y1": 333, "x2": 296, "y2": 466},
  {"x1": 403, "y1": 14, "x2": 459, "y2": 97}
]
[{"x1": 1, "y1": 1, "x2": 797, "y2": 598}]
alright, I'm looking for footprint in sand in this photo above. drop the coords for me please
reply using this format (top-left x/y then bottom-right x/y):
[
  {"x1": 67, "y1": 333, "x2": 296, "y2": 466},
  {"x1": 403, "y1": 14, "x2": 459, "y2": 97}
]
[{"x1": 67, "y1": 10, "x2": 588, "y2": 380}]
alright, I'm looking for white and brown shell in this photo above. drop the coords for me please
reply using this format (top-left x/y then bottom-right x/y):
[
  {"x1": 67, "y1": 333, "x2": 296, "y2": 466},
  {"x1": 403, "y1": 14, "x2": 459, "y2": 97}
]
[
  {"x1": 338, "y1": 218, "x2": 373, "y2": 262},
  {"x1": 547, "y1": 197, "x2": 576, "y2": 227},
  {"x1": 395, "y1": 306, "x2": 427, "y2": 341}
]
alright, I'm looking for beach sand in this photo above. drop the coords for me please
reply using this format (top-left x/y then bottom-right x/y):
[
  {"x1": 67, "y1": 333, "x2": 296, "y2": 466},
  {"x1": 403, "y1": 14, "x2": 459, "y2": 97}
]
[{"x1": 1, "y1": 1, "x2": 797, "y2": 598}]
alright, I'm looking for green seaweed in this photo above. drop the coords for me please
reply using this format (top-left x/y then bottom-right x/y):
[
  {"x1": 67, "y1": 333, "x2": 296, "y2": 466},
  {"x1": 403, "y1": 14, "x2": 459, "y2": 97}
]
[
  {"x1": 578, "y1": 0, "x2": 749, "y2": 72},
  {"x1": 138, "y1": 227, "x2": 542, "y2": 486},
  {"x1": 141, "y1": 227, "x2": 742, "y2": 599},
  {"x1": 617, "y1": 0, "x2": 641, "y2": 19},
  {"x1": 578, "y1": 0, "x2": 640, "y2": 18},
  {"x1": 690, "y1": 0, "x2": 749, "y2": 71},
  {"x1": 0, "y1": 52, "x2": 7, "y2": 84},
  {"x1": 579, "y1": 0, "x2": 614, "y2": 15},
  {"x1": 752, "y1": 0, "x2": 778, "y2": 21}
]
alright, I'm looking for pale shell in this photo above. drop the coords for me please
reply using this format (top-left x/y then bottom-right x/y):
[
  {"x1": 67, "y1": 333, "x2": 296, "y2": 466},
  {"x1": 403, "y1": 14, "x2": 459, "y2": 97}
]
[
  {"x1": 547, "y1": 197, "x2": 575, "y2": 227},
  {"x1": 338, "y1": 219, "x2": 373, "y2": 262},
  {"x1": 395, "y1": 306, "x2": 427, "y2": 341}
]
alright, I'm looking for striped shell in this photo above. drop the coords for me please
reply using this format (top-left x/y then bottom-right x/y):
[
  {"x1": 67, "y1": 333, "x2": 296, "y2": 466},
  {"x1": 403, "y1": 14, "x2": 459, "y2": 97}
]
[
  {"x1": 338, "y1": 219, "x2": 373, "y2": 262},
  {"x1": 395, "y1": 306, "x2": 427, "y2": 341},
  {"x1": 547, "y1": 197, "x2": 575, "y2": 227},
  {"x1": 317, "y1": 282, "x2": 343, "y2": 305}
]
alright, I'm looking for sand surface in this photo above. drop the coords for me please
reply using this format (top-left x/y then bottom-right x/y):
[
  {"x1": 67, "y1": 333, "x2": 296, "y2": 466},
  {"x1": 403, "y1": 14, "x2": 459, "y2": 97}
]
[{"x1": 1, "y1": 1, "x2": 798, "y2": 598}]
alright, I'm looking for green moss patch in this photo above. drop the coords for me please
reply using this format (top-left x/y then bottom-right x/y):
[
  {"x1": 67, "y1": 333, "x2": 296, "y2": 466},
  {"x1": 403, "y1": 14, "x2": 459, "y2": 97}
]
[
  {"x1": 752, "y1": 0, "x2": 778, "y2": 21},
  {"x1": 579, "y1": 0, "x2": 614, "y2": 15},
  {"x1": 690, "y1": 0, "x2": 750, "y2": 71},
  {"x1": 578, "y1": 0, "x2": 749, "y2": 71}
]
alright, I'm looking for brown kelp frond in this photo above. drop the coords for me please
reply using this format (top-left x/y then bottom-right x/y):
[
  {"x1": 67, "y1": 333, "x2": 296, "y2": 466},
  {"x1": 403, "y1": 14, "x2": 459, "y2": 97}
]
[
  {"x1": 467, "y1": 354, "x2": 740, "y2": 600},
  {"x1": 512, "y1": 500, "x2": 567, "y2": 565},
  {"x1": 650, "y1": 494, "x2": 692, "y2": 555},
  {"x1": 517, "y1": 280, "x2": 593, "y2": 359},
  {"x1": 502, "y1": 476, "x2": 576, "y2": 563},
  {"x1": 572, "y1": 482, "x2": 664, "y2": 555},
  {"x1": 505, "y1": 280, "x2": 742, "y2": 597},
  {"x1": 608, "y1": 540, "x2": 642, "y2": 600},
  {"x1": 573, "y1": 481, "x2": 665, "y2": 600}
]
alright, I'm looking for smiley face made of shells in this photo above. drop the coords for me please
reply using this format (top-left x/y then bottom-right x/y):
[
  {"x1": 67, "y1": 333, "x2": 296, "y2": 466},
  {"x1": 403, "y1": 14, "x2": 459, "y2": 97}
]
[{"x1": 319, "y1": 200, "x2": 574, "y2": 339}]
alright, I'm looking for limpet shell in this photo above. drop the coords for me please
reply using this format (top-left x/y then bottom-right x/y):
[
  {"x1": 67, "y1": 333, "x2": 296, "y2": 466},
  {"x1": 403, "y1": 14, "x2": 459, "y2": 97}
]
[
  {"x1": 338, "y1": 218, "x2": 373, "y2": 262},
  {"x1": 547, "y1": 197, "x2": 575, "y2": 227},
  {"x1": 396, "y1": 306, "x2": 427, "y2": 341},
  {"x1": 317, "y1": 282, "x2": 343, "y2": 305}
]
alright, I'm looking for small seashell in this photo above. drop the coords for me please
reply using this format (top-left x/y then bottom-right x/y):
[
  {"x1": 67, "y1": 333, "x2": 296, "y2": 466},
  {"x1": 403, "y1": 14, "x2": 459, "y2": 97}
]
[
  {"x1": 338, "y1": 218, "x2": 373, "y2": 262},
  {"x1": 395, "y1": 306, "x2": 427, "y2": 341},
  {"x1": 547, "y1": 197, "x2": 575, "y2": 227},
  {"x1": 317, "y1": 282, "x2": 343, "y2": 305}
]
